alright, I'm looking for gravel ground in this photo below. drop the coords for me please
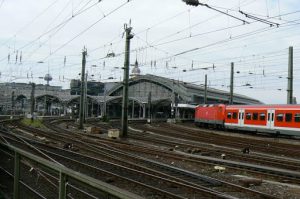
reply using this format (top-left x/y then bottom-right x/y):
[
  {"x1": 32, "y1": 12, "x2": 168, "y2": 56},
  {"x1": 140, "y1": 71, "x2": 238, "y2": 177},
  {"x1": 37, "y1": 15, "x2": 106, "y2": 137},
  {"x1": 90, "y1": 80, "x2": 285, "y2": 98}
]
[
  {"x1": 125, "y1": 136, "x2": 300, "y2": 199},
  {"x1": 66, "y1": 121, "x2": 300, "y2": 199},
  {"x1": 3, "y1": 121, "x2": 300, "y2": 199}
]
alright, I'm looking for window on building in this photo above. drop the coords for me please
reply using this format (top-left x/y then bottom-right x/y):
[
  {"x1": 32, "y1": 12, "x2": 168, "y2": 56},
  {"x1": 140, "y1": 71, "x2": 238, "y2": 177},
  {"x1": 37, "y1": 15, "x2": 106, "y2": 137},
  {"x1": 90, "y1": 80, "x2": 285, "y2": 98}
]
[
  {"x1": 246, "y1": 113, "x2": 251, "y2": 120},
  {"x1": 227, "y1": 112, "x2": 232, "y2": 119},
  {"x1": 252, "y1": 113, "x2": 258, "y2": 120},
  {"x1": 295, "y1": 113, "x2": 300, "y2": 122},
  {"x1": 260, "y1": 113, "x2": 266, "y2": 121},
  {"x1": 233, "y1": 112, "x2": 237, "y2": 119},
  {"x1": 276, "y1": 113, "x2": 284, "y2": 122},
  {"x1": 285, "y1": 113, "x2": 293, "y2": 122}
]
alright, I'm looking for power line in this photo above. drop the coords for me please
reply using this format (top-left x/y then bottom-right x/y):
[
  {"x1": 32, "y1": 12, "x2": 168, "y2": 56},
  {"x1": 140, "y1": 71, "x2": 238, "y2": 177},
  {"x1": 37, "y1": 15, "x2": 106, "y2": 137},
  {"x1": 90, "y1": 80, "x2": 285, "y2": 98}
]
[
  {"x1": 14, "y1": 16, "x2": 300, "y2": 83},
  {"x1": 151, "y1": 1, "x2": 258, "y2": 45},
  {"x1": 150, "y1": 9, "x2": 300, "y2": 54},
  {"x1": 155, "y1": 18, "x2": 300, "y2": 62},
  {"x1": 41, "y1": 0, "x2": 132, "y2": 62},
  {"x1": 239, "y1": 10, "x2": 280, "y2": 27},
  {"x1": 154, "y1": 23, "x2": 245, "y2": 47},
  {"x1": 0, "y1": 0, "x2": 61, "y2": 48},
  {"x1": 0, "y1": 0, "x2": 103, "y2": 63},
  {"x1": 184, "y1": 0, "x2": 250, "y2": 24}
]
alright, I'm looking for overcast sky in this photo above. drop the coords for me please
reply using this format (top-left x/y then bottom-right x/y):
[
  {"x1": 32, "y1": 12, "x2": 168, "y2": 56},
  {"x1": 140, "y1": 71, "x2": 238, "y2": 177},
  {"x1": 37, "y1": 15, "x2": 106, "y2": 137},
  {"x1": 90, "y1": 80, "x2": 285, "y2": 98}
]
[{"x1": 0, "y1": 0, "x2": 300, "y2": 104}]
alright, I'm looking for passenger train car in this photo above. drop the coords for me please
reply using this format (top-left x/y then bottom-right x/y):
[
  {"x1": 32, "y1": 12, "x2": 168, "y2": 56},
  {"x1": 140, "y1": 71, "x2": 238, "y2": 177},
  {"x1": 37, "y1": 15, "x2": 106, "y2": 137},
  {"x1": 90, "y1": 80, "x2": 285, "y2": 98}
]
[{"x1": 195, "y1": 104, "x2": 300, "y2": 136}]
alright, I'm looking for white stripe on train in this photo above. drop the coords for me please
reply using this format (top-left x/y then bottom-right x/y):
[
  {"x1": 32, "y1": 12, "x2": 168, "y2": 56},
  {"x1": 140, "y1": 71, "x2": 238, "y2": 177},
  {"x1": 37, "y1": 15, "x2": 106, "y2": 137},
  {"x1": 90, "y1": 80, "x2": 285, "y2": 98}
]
[{"x1": 225, "y1": 123, "x2": 300, "y2": 131}]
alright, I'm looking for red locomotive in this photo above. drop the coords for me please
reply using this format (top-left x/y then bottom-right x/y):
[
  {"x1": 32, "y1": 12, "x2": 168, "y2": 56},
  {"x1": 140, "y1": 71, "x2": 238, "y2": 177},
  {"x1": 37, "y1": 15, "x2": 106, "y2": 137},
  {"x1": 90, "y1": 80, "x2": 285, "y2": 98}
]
[{"x1": 195, "y1": 104, "x2": 300, "y2": 136}]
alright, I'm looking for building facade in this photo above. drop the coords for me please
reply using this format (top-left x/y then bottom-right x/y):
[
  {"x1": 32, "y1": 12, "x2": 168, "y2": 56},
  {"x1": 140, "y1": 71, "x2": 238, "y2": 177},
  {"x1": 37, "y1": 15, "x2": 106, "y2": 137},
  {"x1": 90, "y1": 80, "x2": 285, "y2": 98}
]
[{"x1": 0, "y1": 74, "x2": 262, "y2": 119}]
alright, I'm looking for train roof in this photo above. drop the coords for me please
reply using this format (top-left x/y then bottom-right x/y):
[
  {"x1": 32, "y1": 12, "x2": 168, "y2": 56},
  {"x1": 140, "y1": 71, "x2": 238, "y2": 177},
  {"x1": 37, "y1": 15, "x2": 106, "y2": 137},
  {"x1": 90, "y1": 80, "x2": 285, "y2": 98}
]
[
  {"x1": 196, "y1": 104, "x2": 225, "y2": 108},
  {"x1": 227, "y1": 104, "x2": 300, "y2": 109},
  {"x1": 196, "y1": 104, "x2": 300, "y2": 109}
]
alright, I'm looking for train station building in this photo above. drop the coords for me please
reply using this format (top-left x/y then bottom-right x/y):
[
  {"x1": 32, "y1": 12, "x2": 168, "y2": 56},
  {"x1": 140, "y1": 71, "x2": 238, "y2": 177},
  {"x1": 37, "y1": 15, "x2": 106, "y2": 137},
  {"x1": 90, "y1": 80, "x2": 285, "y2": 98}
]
[{"x1": 0, "y1": 74, "x2": 261, "y2": 120}]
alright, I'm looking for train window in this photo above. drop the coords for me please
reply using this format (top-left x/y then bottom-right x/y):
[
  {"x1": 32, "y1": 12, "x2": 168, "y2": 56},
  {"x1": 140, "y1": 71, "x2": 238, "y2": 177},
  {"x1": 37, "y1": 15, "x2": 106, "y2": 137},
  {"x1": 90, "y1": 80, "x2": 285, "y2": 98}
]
[
  {"x1": 252, "y1": 113, "x2": 258, "y2": 120},
  {"x1": 276, "y1": 114, "x2": 284, "y2": 122},
  {"x1": 268, "y1": 113, "x2": 270, "y2": 121},
  {"x1": 246, "y1": 113, "x2": 251, "y2": 120},
  {"x1": 285, "y1": 113, "x2": 292, "y2": 122},
  {"x1": 260, "y1": 113, "x2": 266, "y2": 121},
  {"x1": 295, "y1": 113, "x2": 300, "y2": 122},
  {"x1": 227, "y1": 112, "x2": 232, "y2": 119},
  {"x1": 233, "y1": 112, "x2": 237, "y2": 119}
]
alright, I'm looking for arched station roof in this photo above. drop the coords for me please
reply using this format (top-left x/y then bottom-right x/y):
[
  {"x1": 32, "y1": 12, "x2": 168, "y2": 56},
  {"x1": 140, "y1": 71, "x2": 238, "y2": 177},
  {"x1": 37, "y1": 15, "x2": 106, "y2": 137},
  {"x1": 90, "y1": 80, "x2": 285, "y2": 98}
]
[
  {"x1": 107, "y1": 74, "x2": 262, "y2": 105},
  {"x1": 1, "y1": 74, "x2": 262, "y2": 109}
]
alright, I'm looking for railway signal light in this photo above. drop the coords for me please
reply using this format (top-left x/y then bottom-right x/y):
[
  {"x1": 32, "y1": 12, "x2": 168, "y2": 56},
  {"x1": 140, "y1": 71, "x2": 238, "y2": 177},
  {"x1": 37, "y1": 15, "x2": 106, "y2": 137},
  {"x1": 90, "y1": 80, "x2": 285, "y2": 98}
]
[{"x1": 182, "y1": 0, "x2": 199, "y2": 6}]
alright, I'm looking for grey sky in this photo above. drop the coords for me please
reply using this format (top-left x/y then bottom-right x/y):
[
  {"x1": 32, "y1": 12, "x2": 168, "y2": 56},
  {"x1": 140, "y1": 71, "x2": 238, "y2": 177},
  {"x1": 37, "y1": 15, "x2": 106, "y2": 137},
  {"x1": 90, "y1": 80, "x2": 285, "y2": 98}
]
[{"x1": 0, "y1": 0, "x2": 299, "y2": 104}]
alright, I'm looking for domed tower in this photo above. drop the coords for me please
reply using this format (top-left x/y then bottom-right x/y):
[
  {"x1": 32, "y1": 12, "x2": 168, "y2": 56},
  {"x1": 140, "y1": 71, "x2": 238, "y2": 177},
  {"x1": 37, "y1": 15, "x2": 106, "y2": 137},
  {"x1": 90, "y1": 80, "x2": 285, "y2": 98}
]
[
  {"x1": 44, "y1": 74, "x2": 53, "y2": 86},
  {"x1": 131, "y1": 59, "x2": 141, "y2": 77}
]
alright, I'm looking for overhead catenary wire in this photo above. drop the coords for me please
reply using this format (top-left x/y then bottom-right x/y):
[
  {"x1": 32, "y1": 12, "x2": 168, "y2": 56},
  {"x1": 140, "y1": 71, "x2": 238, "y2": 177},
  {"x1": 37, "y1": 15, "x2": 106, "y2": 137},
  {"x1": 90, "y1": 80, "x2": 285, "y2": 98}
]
[
  {"x1": 150, "y1": 0, "x2": 258, "y2": 45},
  {"x1": 40, "y1": 0, "x2": 132, "y2": 62},
  {"x1": 6, "y1": 16, "x2": 300, "y2": 84},
  {"x1": 7, "y1": 0, "x2": 270, "y2": 67},
  {"x1": 239, "y1": 10, "x2": 279, "y2": 27},
  {"x1": 186, "y1": 1, "x2": 250, "y2": 24},
  {"x1": 0, "y1": 0, "x2": 103, "y2": 63},
  {"x1": 34, "y1": 5, "x2": 192, "y2": 64},
  {"x1": 32, "y1": 17, "x2": 300, "y2": 81},
  {"x1": 148, "y1": 18, "x2": 300, "y2": 64},
  {"x1": 1, "y1": 0, "x2": 300, "y2": 100},
  {"x1": 114, "y1": 10, "x2": 300, "y2": 70},
  {"x1": 0, "y1": 0, "x2": 61, "y2": 49}
]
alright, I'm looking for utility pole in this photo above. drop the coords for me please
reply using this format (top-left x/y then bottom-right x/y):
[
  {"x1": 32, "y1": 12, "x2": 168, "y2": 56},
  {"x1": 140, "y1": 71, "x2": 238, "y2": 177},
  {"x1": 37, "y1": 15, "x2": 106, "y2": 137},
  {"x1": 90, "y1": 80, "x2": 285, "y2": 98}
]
[
  {"x1": 229, "y1": 62, "x2": 234, "y2": 105},
  {"x1": 30, "y1": 83, "x2": 35, "y2": 122},
  {"x1": 103, "y1": 89, "x2": 107, "y2": 118},
  {"x1": 121, "y1": 23, "x2": 134, "y2": 137},
  {"x1": 204, "y1": 74, "x2": 207, "y2": 104},
  {"x1": 287, "y1": 46, "x2": 293, "y2": 104},
  {"x1": 84, "y1": 72, "x2": 88, "y2": 122},
  {"x1": 148, "y1": 92, "x2": 151, "y2": 123},
  {"x1": 44, "y1": 86, "x2": 47, "y2": 116},
  {"x1": 11, "y1": 91, "x2": 15, "y2": 117},
  {"x1": 171, "y1": 81, "x2": 175, "y2": 118},
  {"x1": 79, "y1": 47, "x2": 87, "y2": 129}
]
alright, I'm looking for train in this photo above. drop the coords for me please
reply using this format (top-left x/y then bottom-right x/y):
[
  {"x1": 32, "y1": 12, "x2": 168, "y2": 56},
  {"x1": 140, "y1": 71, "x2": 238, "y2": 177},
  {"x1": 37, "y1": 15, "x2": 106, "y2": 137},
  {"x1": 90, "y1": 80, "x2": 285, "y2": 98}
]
[{"x1": 195, "y1": 104, "x2": 300, "y2": 136}]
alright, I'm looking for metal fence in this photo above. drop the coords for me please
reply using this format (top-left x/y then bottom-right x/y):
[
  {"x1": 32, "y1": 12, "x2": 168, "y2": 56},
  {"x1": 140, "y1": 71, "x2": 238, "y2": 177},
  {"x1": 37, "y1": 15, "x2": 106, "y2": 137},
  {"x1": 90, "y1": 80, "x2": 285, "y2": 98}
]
[{"x1": 0, "y1": 142, "x2": 142, "y2": 199}]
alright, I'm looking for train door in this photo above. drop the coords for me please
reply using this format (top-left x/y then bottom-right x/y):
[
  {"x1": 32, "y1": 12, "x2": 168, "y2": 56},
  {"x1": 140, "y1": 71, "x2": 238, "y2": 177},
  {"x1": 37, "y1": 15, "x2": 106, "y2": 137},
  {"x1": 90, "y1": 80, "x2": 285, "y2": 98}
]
[
  {"x1": 238, "y1": 109, "x2": 245, "y2": 126},
  {"x1": 267, "y1": 109, "x2": 275, "y2": 129}
]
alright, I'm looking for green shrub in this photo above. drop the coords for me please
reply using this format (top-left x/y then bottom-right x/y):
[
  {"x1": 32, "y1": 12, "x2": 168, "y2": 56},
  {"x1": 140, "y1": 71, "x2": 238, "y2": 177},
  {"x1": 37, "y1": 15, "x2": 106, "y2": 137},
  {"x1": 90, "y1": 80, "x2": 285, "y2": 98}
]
[{"x1": 21, "y1": 118, "x2": 45, "y2": 128}]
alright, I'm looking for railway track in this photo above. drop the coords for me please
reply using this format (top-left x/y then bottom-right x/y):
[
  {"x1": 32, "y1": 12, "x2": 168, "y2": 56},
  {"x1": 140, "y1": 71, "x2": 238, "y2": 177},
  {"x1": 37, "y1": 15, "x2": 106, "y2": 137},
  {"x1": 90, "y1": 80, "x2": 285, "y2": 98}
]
[
  {"x1": 86, "y1": 121, "x2": 300, "y2": 184},
  {"x1": 1, "y1": 135, "x2": 219, "y2": 199},
  {"x1": 128, "y1": 125, "x2": 300, "y2": 172},
  {"x1": 0, "y1": 120, "x2": 279, "y2": 199},
  {"x1": 128, "y1": 123, "x2": 300, "y2": 179},
  {"x1": 133, "y1": 123, "x2": 300, "y2": 159},
  {"x1": 158, "y1": 123, "x2": 300, "y2": 158},
  {"x1": 84, "y1": 122, "x2": 300, "y2": 196}
]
